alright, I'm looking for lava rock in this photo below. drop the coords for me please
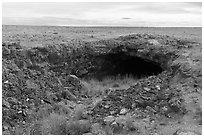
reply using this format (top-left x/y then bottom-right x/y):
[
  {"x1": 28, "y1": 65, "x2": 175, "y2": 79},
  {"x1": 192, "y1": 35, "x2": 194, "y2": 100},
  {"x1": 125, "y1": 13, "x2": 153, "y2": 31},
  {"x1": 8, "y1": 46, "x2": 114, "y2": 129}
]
[
  {"x1": 120, "y1": 108, "x2": 129, "y2": 115},
  {"x1": 104, "y1": 116, "x2": 115, "y2": 124}
]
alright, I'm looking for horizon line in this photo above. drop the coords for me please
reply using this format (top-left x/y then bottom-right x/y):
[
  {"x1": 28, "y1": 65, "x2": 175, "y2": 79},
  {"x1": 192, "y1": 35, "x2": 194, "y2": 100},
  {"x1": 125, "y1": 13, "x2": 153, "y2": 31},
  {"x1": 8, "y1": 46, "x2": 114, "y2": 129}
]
[{"x1": 2, "y1": 24, "x2": 202, "y2": 27}]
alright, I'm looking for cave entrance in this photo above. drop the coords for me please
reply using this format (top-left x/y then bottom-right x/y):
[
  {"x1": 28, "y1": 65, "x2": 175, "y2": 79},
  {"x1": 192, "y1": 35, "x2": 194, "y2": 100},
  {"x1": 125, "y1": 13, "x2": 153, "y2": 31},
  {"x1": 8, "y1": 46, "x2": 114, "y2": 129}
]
[{"x1": 90, "y1": 52, "x2": 163, "y2": 80}]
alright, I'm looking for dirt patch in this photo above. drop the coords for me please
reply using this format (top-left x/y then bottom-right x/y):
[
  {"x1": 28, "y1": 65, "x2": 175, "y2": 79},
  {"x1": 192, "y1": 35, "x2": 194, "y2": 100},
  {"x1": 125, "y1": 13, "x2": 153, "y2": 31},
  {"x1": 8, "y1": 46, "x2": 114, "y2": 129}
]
[{"x1": 2, "y1": 33, "x2": 202, "y2": 135}]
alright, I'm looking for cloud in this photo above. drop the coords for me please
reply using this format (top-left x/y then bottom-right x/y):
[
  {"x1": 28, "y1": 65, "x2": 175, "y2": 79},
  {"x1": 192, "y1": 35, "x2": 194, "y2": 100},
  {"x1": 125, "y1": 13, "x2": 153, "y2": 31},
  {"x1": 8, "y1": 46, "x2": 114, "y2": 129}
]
[
  {"x1": 186, "y1": 2, "x2": 202, "y2": 7},
  {"x1": 122, "y1": 18, "x2": 132, "y2": 20},
  {"x1": 125, "y1": 2, "x2": 202, "y2": 15},
  {"x1": 2, "y1": 16, "x2": 99, "y2": 26},
  {"x1": 2, "y1": 2, "x2": 202, "y2": 27}
]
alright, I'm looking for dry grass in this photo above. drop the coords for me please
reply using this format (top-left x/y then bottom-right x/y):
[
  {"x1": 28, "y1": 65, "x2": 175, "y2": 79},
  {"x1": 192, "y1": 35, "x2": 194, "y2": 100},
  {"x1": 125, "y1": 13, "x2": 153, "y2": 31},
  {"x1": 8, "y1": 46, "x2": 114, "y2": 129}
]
[
  {"x1": 17, "y1": 75, "x2": 141, "y2": 135},
  {"x1": 71, "y1": 104, "x2": 87, "y2": 120},
  {"x1": 81, "y1": 74, "x2": 138, "y2": 97},
  {"x1": 40, "y1": 113, "x2": 68, "y2": 135},
  {"x1": 27, "y1": 101, "x2": 91, "y2": 135},
  {"x1": 38, "y1": 112, "x2": 91, "y2": 135}
]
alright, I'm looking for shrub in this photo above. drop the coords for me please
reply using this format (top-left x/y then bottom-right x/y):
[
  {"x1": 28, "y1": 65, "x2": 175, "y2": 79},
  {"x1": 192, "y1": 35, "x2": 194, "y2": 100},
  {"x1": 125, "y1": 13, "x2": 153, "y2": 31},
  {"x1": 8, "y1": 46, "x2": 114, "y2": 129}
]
[
  {"x1": 80, "y1": 74, "x2": 137, "y2": 98},
  {"x1": 66, "y1": 120, "x2": 91, "y2": 135},
  {"x1": 40, "y1": 113, "x2": 68, "y2": 135},
  {"x1": 71, "y1": 104, "x2": 87, "y2": 120},
  {"x1": 39, "y1": 111, "x2": 91, "y2": 135},
  {"x1": 52, "y1": 101, "x2": 72, "y2": 115}
]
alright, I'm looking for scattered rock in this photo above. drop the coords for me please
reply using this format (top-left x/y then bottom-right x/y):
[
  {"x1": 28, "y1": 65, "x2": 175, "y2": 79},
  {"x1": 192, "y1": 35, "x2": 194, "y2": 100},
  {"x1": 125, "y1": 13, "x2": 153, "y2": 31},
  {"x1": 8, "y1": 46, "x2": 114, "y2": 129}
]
[
  {"x1": 7, "y1": 97, "x2": 18, "y2": 105},
  {"x1": 2, "y1": 131, "x2": 10, "y2": 135},
  {"x1": 120, "y1": 108, "x2": 129, "y2": 115},
  {"x1": 178, "y1": 132, "x2": 198, "y2": 135},
  {"x1": 3, "y1": 125, "x2": 9, "y2": 130},
  {"x1": 4, "y1": 80, "x2": 9, "y2": 84},
  {"x1": 61, "y1": 75, "x2": 81, "y2": 87},
  {"x1": 155, "y1": 85, "x2": 160, "y2": 90},
  {"x1": 143, "y1": 87, "x2": 151, "y2": 91},
  {"x1": 26, "y1": 80, "x2": 38, "y2": 89},
  {"x1": 174, "y1": 130, "x2": 199, "y2": 135},
  {"x1": 83, "y1": 132, "x2": 93, "y2": 135},
  {"x1": 148, "y1": 39, "x2": 160, "y2": 45},
  {"x1": 2, "y1": 99, "x2": 10, "y2": 108},
  {"x1": 160, "y1": 106, "x2": 169, "y2": 114},
  {"x1": 2, "y1": 33, "x2": 200, "y2": 134},
  {"x1": 69, "y1": 75, "x2": 79, "y2": 80},
  {"x1": 62, "y1": 88, "x2": 77, "y2": 101},
  {"x1": 146, "y1": 106, "x2": 156, "y2": 113},
  {"x1": 131, "y1": 103, "x2": 136, "y2": 108},
  {"x1": 110, "y1": 111, "x2": 116, "y2": 115},
  {"x1": 115, "y1": 115, "x2": 129, "y2": 127},
  {"x1": 104, "y1": 116, "x2": 115, "y2": 124},
  {"x1": 2, "y1": 46, "x2": 11, "y2": 56}
]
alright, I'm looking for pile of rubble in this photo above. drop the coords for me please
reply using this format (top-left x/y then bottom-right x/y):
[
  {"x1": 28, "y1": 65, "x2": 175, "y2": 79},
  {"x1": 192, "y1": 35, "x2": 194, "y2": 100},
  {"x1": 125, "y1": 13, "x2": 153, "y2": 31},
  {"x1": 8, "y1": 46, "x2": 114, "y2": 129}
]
[
  {"x1": 2, "y1": 33, "x2": 201, "y2": 135},
  {"x1": 90, "y1": 72, "x2": 186, "y2": 123}
]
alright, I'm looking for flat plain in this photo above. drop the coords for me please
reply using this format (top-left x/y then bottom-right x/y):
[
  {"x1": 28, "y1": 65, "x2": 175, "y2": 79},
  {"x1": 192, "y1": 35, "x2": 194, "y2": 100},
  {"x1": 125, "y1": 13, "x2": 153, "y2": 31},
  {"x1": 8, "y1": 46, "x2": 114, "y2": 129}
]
[{"x1": 2, "y1": 25, "x2": 202, "y2": 46}]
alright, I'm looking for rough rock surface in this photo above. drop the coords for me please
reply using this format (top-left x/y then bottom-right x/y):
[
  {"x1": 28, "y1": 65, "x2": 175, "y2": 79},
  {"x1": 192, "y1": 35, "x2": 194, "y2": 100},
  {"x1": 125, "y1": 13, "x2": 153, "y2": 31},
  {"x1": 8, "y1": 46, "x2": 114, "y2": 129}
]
[{"x1": 2, "y1": 34, "x2": 202, "y2": 135}]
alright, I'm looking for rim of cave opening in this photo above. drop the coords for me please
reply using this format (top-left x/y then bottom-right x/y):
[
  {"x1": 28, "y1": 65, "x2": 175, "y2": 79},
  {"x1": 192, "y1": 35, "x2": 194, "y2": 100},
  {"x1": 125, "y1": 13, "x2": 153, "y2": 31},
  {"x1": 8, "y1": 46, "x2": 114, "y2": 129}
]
[{"x1": 84, "y1": 52, "x2": 164, "y2": 80}]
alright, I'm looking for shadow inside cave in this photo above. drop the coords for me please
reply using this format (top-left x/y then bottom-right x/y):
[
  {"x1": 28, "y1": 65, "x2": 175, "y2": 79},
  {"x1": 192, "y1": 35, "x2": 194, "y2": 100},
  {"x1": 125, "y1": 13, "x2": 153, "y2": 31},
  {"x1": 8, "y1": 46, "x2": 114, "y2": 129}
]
[{"x1": 87, "y1": 52, "x2": 163, "y2": 80}]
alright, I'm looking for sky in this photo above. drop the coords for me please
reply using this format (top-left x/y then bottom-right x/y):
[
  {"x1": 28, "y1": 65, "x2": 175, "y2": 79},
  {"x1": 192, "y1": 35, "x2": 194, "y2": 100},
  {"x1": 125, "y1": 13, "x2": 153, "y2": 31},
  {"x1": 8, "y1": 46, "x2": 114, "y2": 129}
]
[{"x1": 2, "y1": 2, "x2": 202, "y2": 27}]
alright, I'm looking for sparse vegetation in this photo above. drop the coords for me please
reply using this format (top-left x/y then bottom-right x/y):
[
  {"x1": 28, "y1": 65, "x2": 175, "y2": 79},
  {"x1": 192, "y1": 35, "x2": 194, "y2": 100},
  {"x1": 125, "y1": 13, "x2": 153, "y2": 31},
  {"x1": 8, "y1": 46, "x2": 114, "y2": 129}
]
[
  {"x1": 81, "y1": 74, "x2": 137, "y2": 97},
  {"x1": 2, "y1": 29, "x2": 202, "y2": 135},
  {"x1": 40, "y1": 113, "x2": 68, "y2": 135}
]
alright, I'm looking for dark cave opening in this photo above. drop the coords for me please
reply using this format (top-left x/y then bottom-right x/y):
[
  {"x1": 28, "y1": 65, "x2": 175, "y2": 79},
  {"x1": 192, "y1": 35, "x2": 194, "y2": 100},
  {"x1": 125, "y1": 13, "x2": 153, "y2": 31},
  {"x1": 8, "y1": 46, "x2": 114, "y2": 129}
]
[{"x1": 90, "y1": 52, "x2": 164, "y2": 80}]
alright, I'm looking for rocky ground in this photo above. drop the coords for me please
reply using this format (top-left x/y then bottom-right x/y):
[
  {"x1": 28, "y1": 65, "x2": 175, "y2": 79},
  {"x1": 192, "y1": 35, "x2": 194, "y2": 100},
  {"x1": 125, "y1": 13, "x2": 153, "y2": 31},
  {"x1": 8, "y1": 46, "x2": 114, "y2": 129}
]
[{"x1": 2, "y1": 29, "x2": 202, "y2": 135}]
